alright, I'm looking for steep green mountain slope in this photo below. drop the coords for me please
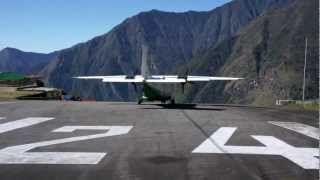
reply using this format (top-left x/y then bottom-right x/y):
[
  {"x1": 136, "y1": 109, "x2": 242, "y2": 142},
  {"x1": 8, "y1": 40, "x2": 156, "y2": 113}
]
[{"x1": 184, "y1": 0, "x2": 318, "y2": 105}]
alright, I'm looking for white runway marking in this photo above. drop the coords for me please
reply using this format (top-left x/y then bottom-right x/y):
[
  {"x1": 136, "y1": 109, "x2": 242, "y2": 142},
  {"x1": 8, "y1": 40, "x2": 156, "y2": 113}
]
[
  {"x1": 269, "y1": 121, "x2": 320, "y2": 140},
  {"x1": 0, "y1": 117, "x2": 54, "y2": 134},
  {"x1": 0, "y1": 102, "x2": 16, "y2": 105},
  {"x1": 0, "y1": 126, "x2": 133, "y2": 164},
  {"x1": 192, "y1": 127, "x2": 319, "y2": 169}
]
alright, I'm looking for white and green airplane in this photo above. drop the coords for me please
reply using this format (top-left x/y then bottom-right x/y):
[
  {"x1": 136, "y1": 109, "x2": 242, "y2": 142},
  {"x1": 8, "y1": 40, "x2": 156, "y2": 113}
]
[
  {"x1": 74, "y1": 45, "x2": 243, "y2": 104},
  {"x1": 74, "y1": 74, "x2": 242, "y2": 104}
]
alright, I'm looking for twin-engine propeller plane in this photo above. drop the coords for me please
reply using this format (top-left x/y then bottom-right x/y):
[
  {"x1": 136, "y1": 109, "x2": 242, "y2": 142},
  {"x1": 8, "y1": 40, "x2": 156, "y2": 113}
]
[
  {"x1": 74, "y1": 74, "x2": 242, "y2": 104},
  {"x1": 74, "y1": 45, "x2": 243, "y2": 104}
]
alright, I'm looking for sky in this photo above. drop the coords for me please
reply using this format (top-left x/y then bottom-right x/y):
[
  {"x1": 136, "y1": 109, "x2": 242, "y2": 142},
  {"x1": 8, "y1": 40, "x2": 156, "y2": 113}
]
[{"x1": 0, "y1": 0, "x2": 231, "y2": 53}]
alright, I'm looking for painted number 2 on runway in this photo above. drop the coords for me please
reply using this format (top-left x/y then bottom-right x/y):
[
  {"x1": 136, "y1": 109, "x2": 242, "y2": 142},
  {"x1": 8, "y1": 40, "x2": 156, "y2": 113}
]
[{"x1": 0, "y1": 117, "x2": 133, "y2": 164}]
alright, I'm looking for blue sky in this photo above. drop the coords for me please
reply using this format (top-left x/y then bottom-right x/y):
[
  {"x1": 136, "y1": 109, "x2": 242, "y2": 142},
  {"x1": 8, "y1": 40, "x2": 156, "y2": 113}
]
[{"x1": 0, "y1": 0, "x2": 231, "y2": 53}]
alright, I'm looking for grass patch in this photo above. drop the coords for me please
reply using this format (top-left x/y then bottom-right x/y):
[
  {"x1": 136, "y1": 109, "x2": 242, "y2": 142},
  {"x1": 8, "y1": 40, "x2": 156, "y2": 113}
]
[
  {"x1": 302, "y1": 102, "x2": 319, "y2": 110},
  {"x1": 282, "y1": 102, "x2": 319, "y2": 111},
  {"x1": 0, "y1": 91, "x2": 41, "y2": 99}
]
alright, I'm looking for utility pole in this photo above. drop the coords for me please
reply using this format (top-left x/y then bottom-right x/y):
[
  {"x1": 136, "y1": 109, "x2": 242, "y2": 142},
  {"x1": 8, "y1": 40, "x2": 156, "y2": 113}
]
[{"x1": 302, "y1": 37, "x2": 308, "y2": 102}]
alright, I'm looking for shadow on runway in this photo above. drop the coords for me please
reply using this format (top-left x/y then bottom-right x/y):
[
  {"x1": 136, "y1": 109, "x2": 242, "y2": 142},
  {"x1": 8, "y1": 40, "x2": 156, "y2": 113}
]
[
  {"x1": 140, "y1": 104, "x2": 225, "y2": 111},
  {"x1": 206, "y1": 104, "x2": 268, "y2": 109}
]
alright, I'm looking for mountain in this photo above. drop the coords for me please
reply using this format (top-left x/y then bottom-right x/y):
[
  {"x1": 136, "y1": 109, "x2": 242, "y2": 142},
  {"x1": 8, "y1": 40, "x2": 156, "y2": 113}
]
[
  {"x1": 182, "y1": 0, "x2": 319, "y2": 105},
  {"x1": 41, "y1": 0, "x2": 295, "y2": 101},
  {"x1": 0, "y1": 47, "x2": 57, "y2": 75}
]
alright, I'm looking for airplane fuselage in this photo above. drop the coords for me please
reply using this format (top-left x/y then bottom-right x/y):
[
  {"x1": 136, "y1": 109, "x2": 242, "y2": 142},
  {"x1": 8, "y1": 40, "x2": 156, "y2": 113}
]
[{"x1": 138, "y1": 82, "x2": 174, "y2": 104}]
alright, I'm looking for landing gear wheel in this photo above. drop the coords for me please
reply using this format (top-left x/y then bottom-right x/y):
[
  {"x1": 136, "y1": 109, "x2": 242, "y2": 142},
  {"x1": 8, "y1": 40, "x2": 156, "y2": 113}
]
[{"x1": 170, "y1": 99, "x2": 175, "y2": 105}]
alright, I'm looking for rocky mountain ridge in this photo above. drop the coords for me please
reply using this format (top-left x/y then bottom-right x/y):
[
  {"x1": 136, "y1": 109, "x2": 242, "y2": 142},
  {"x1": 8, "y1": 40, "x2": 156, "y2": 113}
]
[
  {"x1": 40, "y1": 0, "x2": 295, "y2": 102},
  {"x1": 0, "y1": 47, "x2": 57, "y2": 75},
  {"x1": 1, "y1": 0, "x2": 317, "y2": 105}
]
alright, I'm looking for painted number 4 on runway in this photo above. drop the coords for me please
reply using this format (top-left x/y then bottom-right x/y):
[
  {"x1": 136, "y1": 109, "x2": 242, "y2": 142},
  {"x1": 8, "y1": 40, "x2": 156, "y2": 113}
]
[
  {"x1": 0, "y1": 117, "x2": 133, "y2": 164},
  {"x1": 192, "y1": 122, "x2": 319, "y2": 170}
]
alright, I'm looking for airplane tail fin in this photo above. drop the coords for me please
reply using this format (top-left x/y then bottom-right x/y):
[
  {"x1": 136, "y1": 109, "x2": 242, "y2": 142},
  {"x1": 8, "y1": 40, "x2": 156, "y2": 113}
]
[{"x1": 141, "y1": 44, "x2": 150, "y2": 78}]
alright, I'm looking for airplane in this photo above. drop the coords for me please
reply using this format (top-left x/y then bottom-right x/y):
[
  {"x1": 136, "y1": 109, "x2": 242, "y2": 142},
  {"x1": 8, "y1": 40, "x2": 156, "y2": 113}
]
[
  {"x1": 73, "y1": 45, "x2": 243, "y2": 104},
  {"x1": 74, "y1": 74, "x2": 242, "y2": 104}
]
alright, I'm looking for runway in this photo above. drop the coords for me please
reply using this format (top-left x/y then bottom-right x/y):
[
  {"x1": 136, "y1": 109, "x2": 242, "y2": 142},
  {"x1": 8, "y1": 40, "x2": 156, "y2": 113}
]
[{"x1": 0, "y1": 101, "x2": 318, "y2": 180}]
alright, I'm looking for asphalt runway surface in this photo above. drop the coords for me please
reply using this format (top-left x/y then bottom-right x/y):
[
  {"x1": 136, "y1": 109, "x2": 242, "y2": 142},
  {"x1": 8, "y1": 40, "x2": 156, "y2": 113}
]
[{"x1": 0, "y1": 101, "x2": 318, "y2": 180}]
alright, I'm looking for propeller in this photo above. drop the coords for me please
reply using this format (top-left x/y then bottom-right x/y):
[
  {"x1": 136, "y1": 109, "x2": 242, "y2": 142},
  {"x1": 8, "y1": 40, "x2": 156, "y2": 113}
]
[
  {"x1": 181, "y1": 83, "x2": 186, "y2": 94},
  {"x1": 180, "y1": 68, "x2": 189, "y2": 94},
  {"x1": 132, "y1": 82, "x2": 138, "y2": 93},
  {"x1": 129, "y1": 69, "x2": 140, "y2": 96}
]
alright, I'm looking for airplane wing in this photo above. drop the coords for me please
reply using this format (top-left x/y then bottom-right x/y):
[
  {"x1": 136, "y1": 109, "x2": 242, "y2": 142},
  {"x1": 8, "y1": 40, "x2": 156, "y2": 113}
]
[
  {"x1": 74, "y1": 75, "x2": 144, "y2": 82},
  {"x1": 186, "y1": 76, "x2": 243, "y2": 81},
  {"x1": 148, "y1": 75, "x2": 242, "y2": 83},
  {"x1": 74, "y1": 75, "x2": 242, "y2": 83},
  {"x1": 74, "y1": 75, "x2": 126, "y2": 80}
]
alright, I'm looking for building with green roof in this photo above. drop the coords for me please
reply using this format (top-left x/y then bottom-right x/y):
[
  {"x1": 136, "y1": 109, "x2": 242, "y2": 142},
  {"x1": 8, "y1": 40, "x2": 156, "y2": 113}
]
[{"x1": 0, "y1": 72, "x2": 26, "y2": 81}]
